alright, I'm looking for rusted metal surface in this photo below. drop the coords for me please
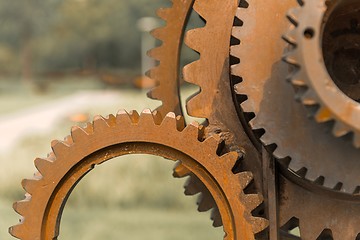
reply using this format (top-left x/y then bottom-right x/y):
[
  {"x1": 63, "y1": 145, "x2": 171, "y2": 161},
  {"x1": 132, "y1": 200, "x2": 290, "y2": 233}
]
[
  {"x1": 285, "y1": 0, "x2": 360, "y2": 147},
  {"x1": 10, "y1": 110, "x2": 268, "y2": 239},
  {"x1": 147, "y1": 0, "x2": 194, "y2": 116},
  {"x1": 11, "y1": 0, "x2": 360, "y2": 239}
]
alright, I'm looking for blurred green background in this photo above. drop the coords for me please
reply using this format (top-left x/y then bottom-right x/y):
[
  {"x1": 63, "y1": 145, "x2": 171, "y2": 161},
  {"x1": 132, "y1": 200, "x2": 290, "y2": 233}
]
[{"x1": 0, "y1": 0, "x2": 220, "y2": 239}]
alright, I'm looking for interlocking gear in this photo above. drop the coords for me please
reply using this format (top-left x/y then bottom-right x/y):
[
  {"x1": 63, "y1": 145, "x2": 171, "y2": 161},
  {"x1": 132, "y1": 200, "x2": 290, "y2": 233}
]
[
  {"x1": 284, "y1": 0, "x2": 360, "y2": 148},
  {"x1": 10, "y1": 110, "x2": 268, "y2": 240},
  {"x1": 10, "y1": 0, "x2": 360, "y2": 239}
]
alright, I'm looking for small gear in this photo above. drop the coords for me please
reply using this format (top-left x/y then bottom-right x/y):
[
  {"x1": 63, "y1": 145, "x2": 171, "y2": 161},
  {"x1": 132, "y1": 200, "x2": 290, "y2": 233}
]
[
  {"x1": 10, "y1": 110, "x2": 268, "y2": 240},
  {"x1": 283, "y1": 0, "x2": 360, "y2": 147}
]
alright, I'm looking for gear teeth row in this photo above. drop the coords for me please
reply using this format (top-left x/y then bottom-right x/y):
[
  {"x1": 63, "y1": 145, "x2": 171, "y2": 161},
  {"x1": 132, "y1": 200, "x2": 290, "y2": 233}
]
[
  {"x1": 147, "y1": 0, "x2": 194, "y2": 116},
  {"x1": 12, "y1": 109, "x2": 267, "y2": 239},
  {"x1": 283, "y1": 4, "x2": 360, "y2": 148},
  {"x1": 183, "y1": 0, "x2": 238, "y2": 119}
]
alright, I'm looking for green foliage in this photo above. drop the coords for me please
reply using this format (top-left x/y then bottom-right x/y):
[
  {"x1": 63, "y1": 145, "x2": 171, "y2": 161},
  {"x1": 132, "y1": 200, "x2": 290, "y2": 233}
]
[{"x1": 0, "y1": 0, "x2": 168, "y2": 75}]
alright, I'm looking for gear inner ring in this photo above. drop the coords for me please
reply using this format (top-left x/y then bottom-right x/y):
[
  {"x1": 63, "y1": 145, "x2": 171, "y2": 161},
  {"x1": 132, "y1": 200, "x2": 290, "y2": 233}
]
[{"x1": 322, "y1": 0, "x2": 360, "y2": 102}]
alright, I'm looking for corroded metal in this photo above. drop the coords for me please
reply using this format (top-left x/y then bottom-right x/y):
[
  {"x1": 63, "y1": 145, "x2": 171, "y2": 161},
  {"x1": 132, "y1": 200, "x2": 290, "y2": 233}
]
[{"x1": 10, "y1": 110, "x2": 268, "y2": 240}]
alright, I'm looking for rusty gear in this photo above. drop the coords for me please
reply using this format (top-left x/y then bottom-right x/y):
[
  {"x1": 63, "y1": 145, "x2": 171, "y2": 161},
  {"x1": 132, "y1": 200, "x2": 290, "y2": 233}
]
[
  {"x1": 231, "y1": 0, "x2": 360, "y2": 193},
  {"x1": 147, "y1": 0, "x2": 194, "y2": 116},
  {"x1": 283, "y1": 0, "x2": 360, "y2": 148},
  {"x1": 10, "y1": 110, "x2": 268, "y2": 240}
]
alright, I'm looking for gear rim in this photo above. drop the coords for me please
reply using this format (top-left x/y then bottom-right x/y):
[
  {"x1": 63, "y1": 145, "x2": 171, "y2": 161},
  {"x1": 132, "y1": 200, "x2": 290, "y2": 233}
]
[{"x1": 10, "y1": 110, "x2": 268, "y2": 240}]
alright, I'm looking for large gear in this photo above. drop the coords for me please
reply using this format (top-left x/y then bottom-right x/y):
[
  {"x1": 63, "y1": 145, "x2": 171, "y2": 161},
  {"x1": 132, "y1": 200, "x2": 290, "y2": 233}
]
[
  {"x1": 283, "y1": 0, "x2": 360, "y2": 148},
  {"x1": 231, "y1": 0, "x2": 360, "y2": 194},
  {"x1": 10, "y1": 110, "x2": 268, "y2": 240},
  {"x1": 230, "y1": 0, "x2": 360, "y2": 239}
]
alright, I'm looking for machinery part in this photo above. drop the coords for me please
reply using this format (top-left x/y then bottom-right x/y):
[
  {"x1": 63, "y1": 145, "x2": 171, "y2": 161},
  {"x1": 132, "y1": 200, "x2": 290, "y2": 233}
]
[
  {"x1": 148, "y1": 0, "x2": 266, "y2": 229},
  {"x1": 231, "y1": 0, "x2": 360, "y2": 193},
  {"x1": 279, "y1": 173, "x2": 360, "y2": 240},
  {"x1": 10, "y1": 110, "x2": 268, "y2": 240},
  {"x1": 283, "y1": 0, "x2": 360, "y2": 147},
  {"x1": 147, "y1": 0, "x2": 194, "y2": 117},
  {"x1": 147, "y1": 0, "x2": 223, "y2": 225},
  {"x1": 182, "y1": 0, "x2": 265, "y2": 203}
]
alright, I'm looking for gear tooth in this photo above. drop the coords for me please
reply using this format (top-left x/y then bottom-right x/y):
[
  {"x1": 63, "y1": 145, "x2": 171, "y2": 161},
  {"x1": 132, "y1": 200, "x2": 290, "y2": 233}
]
[
  {"x1": 160, "y1": 112, "x2": 177, "y2": 129},
  {"x1": 197, "y1": 192, "x2": 214, "y2": 212},
  {"x1": 315, "y1": 106, "x2": 333, "y2": 123},
  {"x1": 219, "y1": 151, "x2": 240, "y2": 168},
  {"x1": 258, "y1": 132, "x2": 273, "y2": 146},
  {"x1": 237, "y1": 171, "x2": 254, "y2": 189},
  {"x1": 192, "y1": 0, "x2": 210, "y2": 19},
  {"x1": 185, "y1": 28, "x2": 206, "y2": 53},
  {"x1": 231, "y1": 63, "x2": 244, "y2": 79},
  {"x1": 186, "y1": 92, "x2": 209, "y2": 118},
  {"x1": 71, "y1": 126, "x2": 90, "y2": 143},
  {"x1": 240, "y1": 193, "x2": 263, "y2": 212},
  {"x1": 202, "y1": 135, "x2": 221, "y2": 153},
  {"x1": 282, "y1": 50, "x2": 298, "y2": 66},
  {"x1": 116, "y1": 109, "x2": 139, "y2": 124},
  {"x1": 150, "y1": 26, "x2": 166, "y2": 41},
  {"x1": 288, "y1": 160, "x2": 306, "y2": 173},
  {"x1": 13, "y1": 198, "x2": 31, "y2": 216},
  {"x1": 21, "y1": 179, "x2": 39, "y2": 195},
  {"x1": 240, "y1": 98, "x2": 255, "y2": 114},
  {"x1": 51, "y1": 140, "x2": 70, "y2": 157},
  {"x1": 283, "y1": 26, "x2": 297, "y2": 45},
  {"x1": 250, "y1": 217, "x2": 269, "y2": 234},
  {"x1": 147, "y1": 66, "x2": 161, "y2": 80},
  {"x1": 174, "y1": 115, "x2": 185, "y2": 131},
  {"x1": 289, "y1": 70, "x2": 307, "y2": 87},
  {"x1": 286, "y1": 7, "x2": 300, "y2": 26},
  {"x1": 139, "y1": 109, "x2": 162, "y2": 125},
  {"x1": 173, "y1": 161, "x2": 191, "y2": 178},
  {"x1": 93, "y1": 115, "x2": 111, "y2": 130},
  {"x1": 9, "y1": 223, "x2": 25, "y2": 239},
  {"x1": 105, "y1": 114, "x2": 116, "y2": 126},
  {"x1": 299, "y1": 222, "x2": 325, "y2": 240},
  {"x1": 184, "y1": 177, "x2": 200, "y2": 195},
  {"x1": 301, "y1": 89, "x2": 318, "y2": 105},
  {"x1": 332, "y1": 121, "x2": 350, "y2": 137},
  {"x1": 272, "y1": 145, "x2": 287, "y2": 159},
  {"x1": 210, "y1": 208, "x2": 222, "y2": 227},
  {"x1": 147, "y1": 46, "x2": 163, "y2": 61},
  {"x1": 182, "y1": 122, "x2": 205, "y2": 140},
  {"x1": 183, "y1": 60, "x2": 201, "y2": 85},
  {"x1": 34, "y1": 158, "x2": 53, "y2": 176},
  {"x1": 156, "y1": 7, "x2": 172, "y2": 21}
]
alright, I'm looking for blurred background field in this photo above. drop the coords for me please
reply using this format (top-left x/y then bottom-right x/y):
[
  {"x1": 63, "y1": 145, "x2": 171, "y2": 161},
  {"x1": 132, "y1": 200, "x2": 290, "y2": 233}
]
[{"x1": 0, "y1": 0, "x2": 221, "y2": 239}]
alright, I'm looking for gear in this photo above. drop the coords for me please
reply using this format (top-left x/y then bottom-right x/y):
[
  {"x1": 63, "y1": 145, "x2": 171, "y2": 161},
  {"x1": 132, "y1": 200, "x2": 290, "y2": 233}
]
[
  {"x1": 283, "y1": 0, "x2": 360, "y2": 148},
  {"x1": 148, "y1": 0, "x2": 267, "y2": 229},
  {"x1": 230, "y1": 0, "x2": 360, "y2": 238},
  {"x1": 182, "y1": 0, "x2": 265, "y2": 205},
  {"x1": 279, "y1": 174, "x2": 360, "y2": 240},
  {"x1": 147, "y1": 0, "x2": 223, "y2": 225},
  {"x1": 147, "y1": 0, "x2": 194, "y2": 117},
  {"x1": 231, "y1": 0, "x2": 360, "y2": 194},
  {"x1": 10, "y1": 110, "x2": 268, "y2": 240}
]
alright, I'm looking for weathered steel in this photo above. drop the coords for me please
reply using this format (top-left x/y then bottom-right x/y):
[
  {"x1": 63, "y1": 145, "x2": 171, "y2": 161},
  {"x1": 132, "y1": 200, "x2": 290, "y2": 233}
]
[{"x1": 10, "y1": 110, "x2": 268, "y2": 239}]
